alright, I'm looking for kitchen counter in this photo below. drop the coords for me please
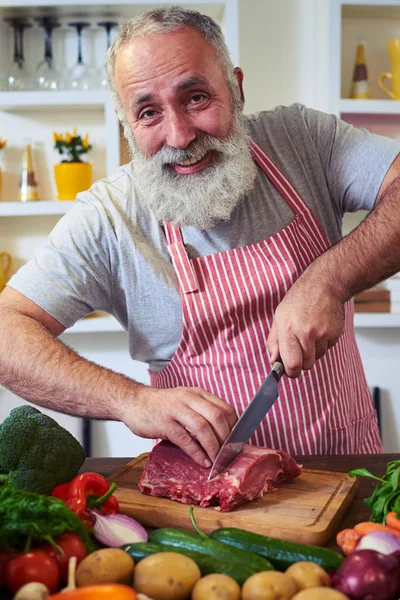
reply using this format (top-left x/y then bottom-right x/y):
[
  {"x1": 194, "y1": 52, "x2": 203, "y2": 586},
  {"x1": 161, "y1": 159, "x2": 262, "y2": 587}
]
[{"x1": 81, "y1": 453, "x2": 399, "y2": 551}]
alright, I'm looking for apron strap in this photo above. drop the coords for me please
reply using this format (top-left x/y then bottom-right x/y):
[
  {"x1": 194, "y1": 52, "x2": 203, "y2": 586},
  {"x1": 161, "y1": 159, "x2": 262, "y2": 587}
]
[
  {"x1": 250, "y1": 140, "x2": 309, "y2": 217},
  {"x1": 163, "y1": 221, "x2": 199, "y2": 293}
]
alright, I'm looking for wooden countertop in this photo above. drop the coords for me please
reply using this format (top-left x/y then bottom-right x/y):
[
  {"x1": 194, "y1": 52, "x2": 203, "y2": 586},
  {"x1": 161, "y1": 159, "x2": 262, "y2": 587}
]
[{"x1": 81, "y1": 453, "x2": 399, "y2": 550}]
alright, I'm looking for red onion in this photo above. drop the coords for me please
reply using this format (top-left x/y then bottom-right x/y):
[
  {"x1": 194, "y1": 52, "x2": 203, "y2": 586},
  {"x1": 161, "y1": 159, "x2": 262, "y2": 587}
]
[
  {"x1": 356, "y1": 532, "x2": 400, "y2": 555},
  {"x1": 91, "y1": 509, "x2": 148, "y2": 547},
  {"x1": 331, "y1": 549, "x2": 400, "y2": 600}
]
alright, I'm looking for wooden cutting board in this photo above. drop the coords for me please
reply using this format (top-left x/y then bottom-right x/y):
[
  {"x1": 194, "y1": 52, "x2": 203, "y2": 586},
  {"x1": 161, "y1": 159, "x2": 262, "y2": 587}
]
[{"x1": 108, "y1": 453, "x2": 358, "y2": 546}]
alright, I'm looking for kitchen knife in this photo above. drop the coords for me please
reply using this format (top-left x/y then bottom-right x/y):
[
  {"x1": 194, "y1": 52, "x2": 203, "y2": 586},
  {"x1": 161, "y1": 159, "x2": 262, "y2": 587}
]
[{"x1": 208, "y1": 356, "x2": 285, "y2": 480}]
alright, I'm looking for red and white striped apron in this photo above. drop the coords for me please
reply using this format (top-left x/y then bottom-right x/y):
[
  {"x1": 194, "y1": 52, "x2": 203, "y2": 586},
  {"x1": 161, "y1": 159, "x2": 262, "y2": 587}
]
[{"x1": 150, "y1": 141, "x2": 382, "y2": 455}]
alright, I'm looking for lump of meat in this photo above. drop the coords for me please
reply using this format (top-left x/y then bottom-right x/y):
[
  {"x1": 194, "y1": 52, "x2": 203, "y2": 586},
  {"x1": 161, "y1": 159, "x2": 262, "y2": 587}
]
[{"x1": 138, "y1": 441, "x2": 302, "y2": 512}]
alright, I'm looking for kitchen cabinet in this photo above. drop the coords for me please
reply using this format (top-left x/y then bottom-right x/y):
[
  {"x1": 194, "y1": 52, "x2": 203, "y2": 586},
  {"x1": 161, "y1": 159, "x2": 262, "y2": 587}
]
[{"x1": 0, "y1": 0, "x2": 238, "y2": 453}]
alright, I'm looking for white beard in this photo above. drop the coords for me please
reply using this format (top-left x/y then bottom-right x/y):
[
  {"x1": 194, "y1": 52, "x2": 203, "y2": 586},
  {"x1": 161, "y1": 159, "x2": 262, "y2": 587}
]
[{"x1": 122, "y1": 109, "x2": 257, "y2": 229}]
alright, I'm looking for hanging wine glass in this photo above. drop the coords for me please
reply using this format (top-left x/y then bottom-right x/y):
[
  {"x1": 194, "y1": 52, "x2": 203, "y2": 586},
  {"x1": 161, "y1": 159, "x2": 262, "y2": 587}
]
[
  {"x1": 34, "y1": 18, "x2": 61, "y2": 91},
  {"x1": 3, "y1": 18, "x2": 32, "y2": 91},
  {"x1": 66, "y1": 22, "x2": 97, "y2": 91},
  {"x1": 97, "y1": 21, "x2": 118, "y2": 89}
]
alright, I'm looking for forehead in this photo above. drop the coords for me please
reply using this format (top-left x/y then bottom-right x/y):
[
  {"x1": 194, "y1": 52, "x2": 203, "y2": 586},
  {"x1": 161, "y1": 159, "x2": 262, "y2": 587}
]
[{"x1": 115, "y1": 27, "x2": 226, "y2": 95}]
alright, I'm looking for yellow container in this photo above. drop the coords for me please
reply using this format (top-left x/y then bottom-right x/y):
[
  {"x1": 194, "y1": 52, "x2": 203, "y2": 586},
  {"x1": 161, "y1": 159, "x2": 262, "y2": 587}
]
[
  {"x1": 378, "y1": 38, "x2": 400, "y2": 100},
  {"x1": 54, "y1": 162, "x2": 92, "y2": 201}
]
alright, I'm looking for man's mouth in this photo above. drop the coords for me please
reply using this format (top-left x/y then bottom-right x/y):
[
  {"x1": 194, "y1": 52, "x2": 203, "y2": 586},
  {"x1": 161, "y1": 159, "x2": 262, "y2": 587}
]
[{"x1": 173, "y1": 151, "x2": 212, "y2": 175}]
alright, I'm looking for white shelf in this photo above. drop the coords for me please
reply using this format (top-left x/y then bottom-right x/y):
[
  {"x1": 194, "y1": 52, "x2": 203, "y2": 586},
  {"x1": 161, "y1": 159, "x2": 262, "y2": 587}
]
[
  {"x1": 63, "y1": 315, "x2": 124, "y2": 334},
  {"x1": 0, "y1": 201, "x2": 74, "y2": 216},
  {"x1": 340, "y1": 99, "x2": 400, "y2": 115},
  {"x1": 354, "y1": 313, "x2": 400, "y2": 328},
  {"x1": 0, "y1": 91, "x2": 109, "y2": 112}
]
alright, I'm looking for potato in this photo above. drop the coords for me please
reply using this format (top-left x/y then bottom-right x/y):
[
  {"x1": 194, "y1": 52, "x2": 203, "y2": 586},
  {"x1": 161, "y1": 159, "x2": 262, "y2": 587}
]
[
  {"x1": 292, "y1": 588, "x2": 349, "y2": 600},
  {"x1": 242, "y1": 571, "x2": 297, "y2": 600},
  {"x1": 192, "y1": 573, "x2": 241, "y2": 600},
  {"x1": 285, "y1": 562, "x2": 330, "y2": 590},
  {"x1": 133, "y1": 552, "x2": 201, "y2": 600},
  {"x1": 76, "y1": 548, "x2": 134, "y2": 586}
]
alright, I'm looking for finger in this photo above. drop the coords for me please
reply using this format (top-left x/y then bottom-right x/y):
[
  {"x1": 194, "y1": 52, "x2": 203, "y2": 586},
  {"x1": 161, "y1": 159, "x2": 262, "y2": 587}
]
[
  {"x1": 178, "y1": 408, "x2": 221, "y2": 463},
  {"x1": 267, "y1": 321, "x2": 279, "y2": 363},
  {"x1": 280, "y1": 331, "x2": 303, "y2": 378},
  {"x1": 299, "y1": 338, "x2": 316, "y2": 371},
  {"x1": 168, "y1": 422, "x2": 212, "y2": 468},
  {"x1": 198, "y1": 390, "x2": 238, "y2": 430},
  {"x1": 190, "y1": 397, "x2": 231, "y2": 445}
]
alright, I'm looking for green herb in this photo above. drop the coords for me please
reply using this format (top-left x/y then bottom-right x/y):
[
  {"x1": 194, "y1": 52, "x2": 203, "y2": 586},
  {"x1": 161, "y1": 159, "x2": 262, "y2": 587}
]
[
  {"x1": 349, "y1": 461, "x2": 400, "y2": 523},
  {"x1": 0, "y1": 481, "x2": 97, "y2": 553}
]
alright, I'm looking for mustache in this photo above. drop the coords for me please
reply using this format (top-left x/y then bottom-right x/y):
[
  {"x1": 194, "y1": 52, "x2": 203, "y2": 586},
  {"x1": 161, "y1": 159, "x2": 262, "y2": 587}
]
[{"x1": 149, "y1": 134, "x2": 236, "y2": 167}]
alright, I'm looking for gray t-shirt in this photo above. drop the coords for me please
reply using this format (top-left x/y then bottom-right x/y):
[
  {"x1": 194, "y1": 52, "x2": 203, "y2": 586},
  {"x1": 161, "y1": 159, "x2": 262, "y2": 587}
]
[{"x1": 9, "y1": 103, "x2": 400, "y2": 372}]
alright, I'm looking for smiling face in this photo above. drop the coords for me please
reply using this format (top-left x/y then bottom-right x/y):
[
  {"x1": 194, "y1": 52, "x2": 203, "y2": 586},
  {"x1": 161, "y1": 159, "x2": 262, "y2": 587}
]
[{"x1": 114, "y1": 26, "x2": 257, "y2": 228}]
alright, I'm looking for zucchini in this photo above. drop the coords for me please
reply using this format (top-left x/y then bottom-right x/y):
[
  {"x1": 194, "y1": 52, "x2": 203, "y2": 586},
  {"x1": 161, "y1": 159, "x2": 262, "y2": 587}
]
[
  {"x1": 210, "y1": 528, "x2": 343, "y2": 572},
  {"x1": 122, "y1": 541, "x2": 258, "y2": 585},
  {"x1": 149, "y1": 528, "x2": 273, "y2": 572}
]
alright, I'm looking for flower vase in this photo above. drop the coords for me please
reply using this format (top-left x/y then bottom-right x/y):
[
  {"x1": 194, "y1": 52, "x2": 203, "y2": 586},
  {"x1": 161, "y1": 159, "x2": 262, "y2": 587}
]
[{"x1": 54, "y1": 162, "x2": 92, "y2": 201}]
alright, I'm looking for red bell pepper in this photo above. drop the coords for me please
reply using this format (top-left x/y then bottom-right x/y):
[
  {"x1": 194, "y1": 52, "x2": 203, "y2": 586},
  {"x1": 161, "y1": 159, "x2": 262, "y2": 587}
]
[{"x1": 52, "y1": 473, "x2": 119, "y2": 526}]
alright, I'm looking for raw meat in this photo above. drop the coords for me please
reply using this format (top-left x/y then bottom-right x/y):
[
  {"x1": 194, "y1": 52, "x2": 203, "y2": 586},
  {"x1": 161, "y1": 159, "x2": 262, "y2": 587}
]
[{"x1": 138, "y1": 441, "x2": 302, "y2": 512}]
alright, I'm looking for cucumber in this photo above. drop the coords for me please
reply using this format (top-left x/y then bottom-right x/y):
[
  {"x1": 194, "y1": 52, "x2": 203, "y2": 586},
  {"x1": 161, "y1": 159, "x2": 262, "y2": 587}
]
[
  {"x1": 210, "y1": 528, "x2": 343, "y2": 572},
  {"x1": 122, "y1": 541, "x2": 258, "y2": 585},
  {"x1": 149, "y1": 528, "x2": 273, "y2": 572}
]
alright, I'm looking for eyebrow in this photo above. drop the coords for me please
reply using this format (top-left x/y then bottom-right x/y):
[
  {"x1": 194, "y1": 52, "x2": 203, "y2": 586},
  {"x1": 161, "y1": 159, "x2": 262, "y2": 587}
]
[{"x1": 132, "y1": 75, "x2": 210, "y2": 109}]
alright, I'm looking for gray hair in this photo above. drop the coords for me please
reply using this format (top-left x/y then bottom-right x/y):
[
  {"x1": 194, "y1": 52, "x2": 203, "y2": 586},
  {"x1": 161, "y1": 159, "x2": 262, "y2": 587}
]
[{"x1": 105, "y1": 5, "x2": 239, "y2": 120}]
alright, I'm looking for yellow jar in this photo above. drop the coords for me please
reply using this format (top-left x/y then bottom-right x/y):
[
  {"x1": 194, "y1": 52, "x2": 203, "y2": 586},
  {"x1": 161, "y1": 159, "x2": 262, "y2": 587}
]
[{"x1": 54, "y1": 162, "x2": 92, "y2": 201}]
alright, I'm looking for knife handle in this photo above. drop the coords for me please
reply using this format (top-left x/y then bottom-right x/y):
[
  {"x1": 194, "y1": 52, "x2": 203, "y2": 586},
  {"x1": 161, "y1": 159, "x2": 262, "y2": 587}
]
[{"x1": 271, "y1": 354, "x2": 285, "y2": 381}]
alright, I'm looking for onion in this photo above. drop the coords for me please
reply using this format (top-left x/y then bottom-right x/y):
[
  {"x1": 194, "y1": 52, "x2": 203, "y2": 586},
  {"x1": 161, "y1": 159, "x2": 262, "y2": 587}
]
[
  {"x1": 356, "y1": 531, "x2": 400, "y2": 555},
  {"x1": 90, "y1": 510, "x2": 148, "y2": 547},
  {"x1": 331, "y1": 549, "x2": 400, "y2": 600}
]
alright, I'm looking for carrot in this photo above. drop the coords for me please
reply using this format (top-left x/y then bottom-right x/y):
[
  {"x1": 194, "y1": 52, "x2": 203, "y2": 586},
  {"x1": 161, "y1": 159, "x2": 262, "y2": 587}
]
[
  {"x1": 386, "y1": 511, "x2": 400, "y2": 531},
  {"x1": 336, "y1": 528, "x2": 360, "y2": 555},
  {"x1": 354, "y1": 521, "x2": 400, "y2": 539}
]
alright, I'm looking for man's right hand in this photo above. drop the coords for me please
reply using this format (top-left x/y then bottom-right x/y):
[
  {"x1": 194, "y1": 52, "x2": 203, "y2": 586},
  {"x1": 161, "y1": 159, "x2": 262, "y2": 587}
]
[{"x1": 120, "y1": 386, "x2": 238, "y2": 468}]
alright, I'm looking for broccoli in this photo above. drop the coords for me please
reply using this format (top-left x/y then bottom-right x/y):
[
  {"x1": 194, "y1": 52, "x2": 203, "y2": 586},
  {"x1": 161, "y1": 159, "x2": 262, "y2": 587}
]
[{"x1": 0, "y1": 405, "x2": 86, "y2": 495}]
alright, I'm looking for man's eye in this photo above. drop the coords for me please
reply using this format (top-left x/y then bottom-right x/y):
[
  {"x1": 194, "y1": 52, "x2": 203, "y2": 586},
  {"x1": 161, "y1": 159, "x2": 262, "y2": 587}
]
[
  {"x1": 139, "y1": 109, "x2": 157, "y2": 120},
  {"x1": 190, "y1": 94, "x2": 207, "y2": 103}
]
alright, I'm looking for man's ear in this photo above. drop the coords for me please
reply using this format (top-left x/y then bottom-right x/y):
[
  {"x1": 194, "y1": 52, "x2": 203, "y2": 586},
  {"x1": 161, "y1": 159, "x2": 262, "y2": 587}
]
[{"x1": 233, "y1": 67, "x2": 245, "y2": 107}]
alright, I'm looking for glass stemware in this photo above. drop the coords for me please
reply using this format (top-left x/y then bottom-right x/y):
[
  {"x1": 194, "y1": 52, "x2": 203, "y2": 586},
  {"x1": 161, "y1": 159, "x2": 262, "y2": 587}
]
[
  {"x1": 4, "y1": 18, "x2": 32, "y2": 91},
  {"x1": 67, "y1": 22, "x2": 97, "y2": 91},
  {"x1": 34, "y1": 18, "x2": 61, "y2": 91},
  {"x1": 97, "y1": 21, "x2": 118, "y2": 89}
]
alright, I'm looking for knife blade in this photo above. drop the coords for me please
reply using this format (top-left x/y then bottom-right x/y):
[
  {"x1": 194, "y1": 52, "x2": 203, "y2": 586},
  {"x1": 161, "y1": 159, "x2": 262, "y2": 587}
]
[{"x1": 208, "y1": 357, "x2": 285, "y2": 480}]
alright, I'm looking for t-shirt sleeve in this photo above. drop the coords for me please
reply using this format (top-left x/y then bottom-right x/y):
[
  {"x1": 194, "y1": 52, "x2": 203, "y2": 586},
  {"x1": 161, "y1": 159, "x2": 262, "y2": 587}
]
[
  {"x1": 299, "y1": 104, "x2": 400, "y2": 213},
  {"x1": 7, "y1": 193, "x2": 114, "y2": 329}
]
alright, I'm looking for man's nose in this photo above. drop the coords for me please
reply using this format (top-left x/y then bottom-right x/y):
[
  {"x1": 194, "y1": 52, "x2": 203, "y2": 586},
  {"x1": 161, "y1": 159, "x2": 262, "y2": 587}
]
[{"x1": 163, "y1": 110, "x2": 197, "y2": 149}]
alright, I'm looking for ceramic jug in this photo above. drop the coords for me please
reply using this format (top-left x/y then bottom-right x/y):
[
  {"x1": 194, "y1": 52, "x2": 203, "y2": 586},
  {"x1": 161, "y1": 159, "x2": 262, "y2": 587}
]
[
  {"x1": 0, "y1": 252, "x2": 12, "y2": 292},
  {"x1": 378, "y1": 38, "x2": 400, "y2": 99}
]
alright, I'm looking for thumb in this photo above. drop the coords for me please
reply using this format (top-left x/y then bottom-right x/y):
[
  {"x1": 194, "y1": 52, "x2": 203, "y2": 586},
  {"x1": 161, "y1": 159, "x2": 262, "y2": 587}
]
[{"x1": 267, "y1": 321, "x2": 279, "y2": 364}]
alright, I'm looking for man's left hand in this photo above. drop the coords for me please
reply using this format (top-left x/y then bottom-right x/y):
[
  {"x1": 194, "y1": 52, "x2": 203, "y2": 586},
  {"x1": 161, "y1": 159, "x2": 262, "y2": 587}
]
[{"x1": 267, "y1": 273, "x2": 345, "y2": 378}]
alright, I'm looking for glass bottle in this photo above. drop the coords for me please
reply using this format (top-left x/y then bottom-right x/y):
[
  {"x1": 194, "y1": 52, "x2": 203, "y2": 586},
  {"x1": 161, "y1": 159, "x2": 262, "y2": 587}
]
[
  {"x1": 349, "y1": 39, "x2": 371, "y2": 99},
  {"x1": 19, "y1": 144, "x2": 40, "y2": 202}
]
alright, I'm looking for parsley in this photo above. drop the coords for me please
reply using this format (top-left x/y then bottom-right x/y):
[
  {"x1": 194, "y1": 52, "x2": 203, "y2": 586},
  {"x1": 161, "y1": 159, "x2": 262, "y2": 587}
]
[{"x1": 0, "y1": 481, "x2": 96, "y2": 553}]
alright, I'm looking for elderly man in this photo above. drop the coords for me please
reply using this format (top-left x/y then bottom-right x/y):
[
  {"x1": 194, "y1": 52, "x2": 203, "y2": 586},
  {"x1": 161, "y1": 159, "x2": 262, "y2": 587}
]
[{"x1": 0, "y1": 7, "x2": 399, "y2": 462}]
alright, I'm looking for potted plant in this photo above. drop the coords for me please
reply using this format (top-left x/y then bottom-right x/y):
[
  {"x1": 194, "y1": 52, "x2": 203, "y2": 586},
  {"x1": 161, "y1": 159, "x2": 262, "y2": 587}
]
[
  {"x1": 53, "y1": 128, "x2": 92, "y2": 201},
  {"x1": 0, "y1": 138, "x2": 7, "y2": 201}
]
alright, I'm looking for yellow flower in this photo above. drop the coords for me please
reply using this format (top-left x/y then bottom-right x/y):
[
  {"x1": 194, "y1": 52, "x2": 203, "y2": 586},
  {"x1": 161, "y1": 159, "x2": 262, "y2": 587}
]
[
  {"x1": 72, "y1": 127, "x2": 77, "y2": 138},
  {"x1": 82, "y1": 134, "x2": 89, "y2": 149},
  {"x1": 0, "y1": 138, "x2": 7, "y2": 149},
  {"x1": 53, "y1": 132, "x2": 63, "y2": 142},
  {"x1": 65, "y1": 133, "x2": 72, "y2": 144}
]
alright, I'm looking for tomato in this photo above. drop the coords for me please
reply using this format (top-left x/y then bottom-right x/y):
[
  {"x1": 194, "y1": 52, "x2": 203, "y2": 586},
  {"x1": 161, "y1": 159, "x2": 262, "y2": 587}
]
[
  {"x1": 45, "y1": 533, "x2": 87, "y2": 583},
  {"x1": 5, "y1": 550, "x2": 60, "y2": 593}
]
